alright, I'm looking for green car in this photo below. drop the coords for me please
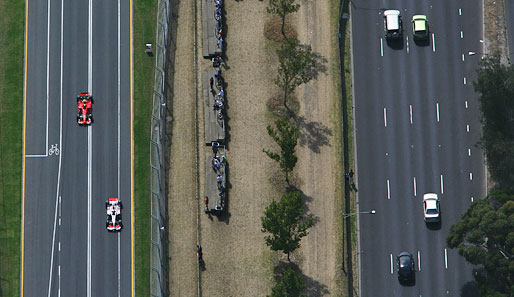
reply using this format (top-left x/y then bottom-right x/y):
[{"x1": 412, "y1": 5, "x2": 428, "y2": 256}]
[{"x1": 411, "y1": 15, "x2": 429, "y2": 41}]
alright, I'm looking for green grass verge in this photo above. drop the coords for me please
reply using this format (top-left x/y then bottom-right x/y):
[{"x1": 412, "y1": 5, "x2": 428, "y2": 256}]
[
  {"x1": 0, "y1": 0, "x2": 25, "y2": 296},
  {"x1": 133, "y1": 0, "x2": 157, "y2": 295}
]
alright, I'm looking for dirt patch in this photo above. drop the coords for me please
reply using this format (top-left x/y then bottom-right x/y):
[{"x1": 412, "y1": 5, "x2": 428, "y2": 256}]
[
  {"x1": 264, "y1": 17, "x2": 298, "y2": 42},
  {"x1": 484, "y1": 0, "x2": 509, "y2": 62},
  {"x1": 167, "y1": 0, "x2": 199, "y2": 296}
]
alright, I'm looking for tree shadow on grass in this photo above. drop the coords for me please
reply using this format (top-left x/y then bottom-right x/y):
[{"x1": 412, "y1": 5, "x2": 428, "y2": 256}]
[
  {"x1": 272, "y1": 261, "x2": 330, "y2": 297},
  {"x1": 294, "y1": 115, "x2": 332, "y2": 153},
  {"x1": 286, "y1": 185, "x2": 320, "y2": 226}
]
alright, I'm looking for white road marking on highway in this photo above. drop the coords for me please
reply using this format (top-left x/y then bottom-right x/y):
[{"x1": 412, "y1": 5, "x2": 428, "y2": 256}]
[
  {"x1": 444, "y1": 248, "x2": 448, "y2": 268},
  {"x1": 58, "y1": 265, "x2": 61, "y2": 297},
  {"x1": 118, "y1": 233, "x2": 121, "y2": 297},
  {"x1": 380, "y1": 37, "x2": 384, "y2": 57},
  {"x1": 471, "y1": 196, "x2": 474, "y2": 202},
  {"x1": 459, "y1": 8, "x2": 462, "y2": 15},
  {"x1": 436, "y1": 103, "x2": 440, "y2": 122},
  {"x1": 465, "y1": 100, "x2": 468, "y2": 108},
  {"x1": 409, "y1": 105, "x2": 413, "y2": 124},
  {"x1": 387, "y1": 179, "x2": 390, "y2": 199},
  {"x1": 390, "y1": 254, "x2": 393, "y2": 274},
  {"x1": 463, "y1": 77, "x2": 467, "y2": 85},
  {"x1": 469, "y1": 172, "x2": 473, "y2": 180},
  {"x1": 413, "y1": 177, "x2": 417, "y2": 197},
  {"x1": 460, "y1": 31, "x2": 464, "y2": 39},
  {"x1": 468, "y1": 148, "x2": 471, "y2": 156},
  {"x1": 58, "y1": 242, "x2": 60, "y2": 252},
  {"x1": 466, "y1": 124, "x2": 470, "y2": 132},
  {"x1": 383, "y1": 108, "x2": 387, "y2": 127},
  {"x1": 461, "y1": 53, "x2": 465, "y2": 61},
  {"x1": 440, "y1": 174, "x2": 444, "y2": 194},
  {"x1": 432, "y1": 34, "x2": 436, "y2": 52},
  {"x1": 418, "y1": 251, "x2": 421, "y2": 271},
  {"x1": 87, "y1": 0, "x2": 93, "y2": 294},
  {"x1": 406, "y1": 36, "x2": 410, "y2": 53}
]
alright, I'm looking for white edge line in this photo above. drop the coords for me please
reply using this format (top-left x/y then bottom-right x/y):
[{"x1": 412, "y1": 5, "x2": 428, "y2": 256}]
[
  {"x1": 87, "y1": 0, "x2": 93, "y2": 295},
  {"x1": 117, "y1": 1, "x2": 121, "y2": 296},
  {"x1": 46, "y1": 0, "x2": 51, "y2": 156},
  {"x1": 46, "y1": 182, "x2": 60, "y2": 297}
]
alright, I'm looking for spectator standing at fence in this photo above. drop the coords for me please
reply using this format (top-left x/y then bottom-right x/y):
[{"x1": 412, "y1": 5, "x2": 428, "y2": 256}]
[
  {"x1": 217, "y1": 174, "x2": 223, "y2": 186},
  {"x1": 197, "y1": 245, "x2": 203, "y2": 261},
  {"x1": 349, "y1": 169, "x2": 354, "y2": 182},
  {"x1": 212, "y1": 142, "x2": 218, "y2": 155}
]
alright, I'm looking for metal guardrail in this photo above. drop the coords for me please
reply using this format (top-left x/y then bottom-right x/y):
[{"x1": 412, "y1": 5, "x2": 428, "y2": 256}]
[{"x1": 150, "y1": 0, "x2": 171, "y2": 296}]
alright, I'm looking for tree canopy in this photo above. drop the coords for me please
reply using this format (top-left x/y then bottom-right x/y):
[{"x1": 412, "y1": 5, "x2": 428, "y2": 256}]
[
  {"x1": 263, "y1": 118, "x2": 299, "y2": 184},
  {"x1": 267, "y1": 0, "x2": 300, "y2": 38},
  {"x1": 268, "y1": 268, "x2": 306, "y2": 297},
  {"x1": 446, "y1": 189, "x2": 514, "y2": 295},
  {"x1": 474, "y1": 56, "x2": 514, "y2": 191},
  {"x1": 275, "y1": 37, "x2": 315, "y2": 109},
  {"x1": 261, "y1": 191, "x2": 314, "y2": 261}
]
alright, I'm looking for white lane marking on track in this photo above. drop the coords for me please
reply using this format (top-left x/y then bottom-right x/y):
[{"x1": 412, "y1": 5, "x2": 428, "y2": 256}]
[
  {"x1": 459, "y1": 8, "x2": 462, "y2": 15},
  {"x1": 387, "y1": 179, "x2": 390, "y2": 199},
  {"x1": 409, "y1": 105, "x2": 413, "y2": 124},
  {"x1": 46, "y1": 0, "x2": 51, "y2": 156},
  {"x1": 380, "y1": 38, "x2": 384, "y2": 57},
  {"x1": 46, "y1": 173, "x2": 60, "y2": 297},
  {"x1": 440, "y1": 174, "x2": 444, "y2": 194},
  {"x1": 418, "y1": 251, "x2": 421, "y2": 271},
  {"x1": 444, "y1": 248, "x2": 448, "y2": 268},
  {"x1": 413, "y1": 177, "x2": 417, "y2": 197},
  {"x1": 465, "y1": 100, "x2": 468, "y2": 108},
  {"x1": 471, "y1": 196, "x2": 474, "y2": 202},
  {"x1": 460, "y1": 31, "x2": 464, "y2": 39},
  {"x1": 468, "y1": 148, "x2": 471, "y2": 156},
  {"x1": 470, "y1": 172, "x2": 473, "y2": 180},
  {"x1": 117, "y1": 1, "x2": 121, "y2": 296},
  {"x1": 87, "y1": 0, "x2": 93, "y2": 294},
  {"x1": 461, "y1": 53, "x2": 465, "y2": 61},
  {"x1": 464, "y1": 77, "x2": 467, "y2": 85},
  {"x1": 432, "y1": 34, "x2": 435, "y2": 52},
  {"x1": 390, "y1": 254, "x2": 393, "y2": 274},
  {"x1": 383, "y1": 108, "x2": 387, "y2": 127},
  {"x1": 58, "y1": 265, "x2": 61, "y2": 297},
  {"x1": 436, "y1": 103, "x2": 440, "y2": 122},
  {"x1": 406, "y1": 36, "x2": 409, "y2": 53},
  {"x1": 466, "y1": 124, "x2": 470, "y2": 132}
]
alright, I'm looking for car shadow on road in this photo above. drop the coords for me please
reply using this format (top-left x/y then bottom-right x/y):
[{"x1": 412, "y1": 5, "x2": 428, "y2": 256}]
[
  {"x1": 386, "y1": 38, "x2": 404, "y2": 50},
  {"x1": 273, "y1": 261, "x2": 330, "y2": 297}
]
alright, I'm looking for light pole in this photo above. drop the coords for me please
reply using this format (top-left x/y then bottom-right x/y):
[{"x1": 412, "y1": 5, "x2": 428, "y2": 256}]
[{"x1": 342, "y1": 209, "x2": 376, "y2": 219}]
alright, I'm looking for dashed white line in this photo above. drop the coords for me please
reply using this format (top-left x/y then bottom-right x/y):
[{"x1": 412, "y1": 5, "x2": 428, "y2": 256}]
[
  {"x1": 465, "y1": 100, "x2": 468, "y2": 109},
  {"x1": 461, "y1": 53, "x2": 465, "y2": 61},
  {"x1": 409, "y1": 104, "x2": 413, "y2": 124},
  {"x1": 387, "y1": 179, "x2": 391, "y2": 199},
  {"x1": 440, "y1": 174, "x2": 444, "y2": 194},
  {"x1": 417, "y1": 251, "x2": 421, "y2": 271},
  {"x1": 459, "y1": 8, "x2": 462, "y2": 15},
  {"x1": 444, "y1": 248, "x2": 448, "y2": 268},
  {"x1": 468, "y1": 148, "x2": 471, "y2": 156},
  {"x1": 380, "y1": 38, "x2": 384, "y2": 57},
  {"x1": 460, "y1": 31, "x2": 464, "y2": 39},
  {"x1": 383, "y1": 108, "x2": 387, "y2": 127},
  {"x1": 436, "y1": 103, "x2": 440, "y2": 122},
  {"x1": 464, "y1": 77, "x2": 467, "y2": 85},
  {"x1": 58, "y1": 242, "x2": 60, "y2": 252},
  {"x1": 466, "y1": 124, "x2": 470, "y2": 132},
  {"x1": 406, "y1": 36, "x2": 410, "y2": 53},
  {"x1": 432, "y1": 34, "x2": 436, "y2": 52},
  {"x1": 471, "y1": 196, "x2": 474, "y2": 202},
  {"x1": 470, "y1": 172, "x2": 473, "y2": 180},
  {"x1": 413, "y1": 177, "x2": 417, "y2": 197},
  {"x1": 58, "y1": 265, "x2": 61, "y2": 297},
  {"x1": 390, "y1": 254, "x2": 394, "y2": 274}
]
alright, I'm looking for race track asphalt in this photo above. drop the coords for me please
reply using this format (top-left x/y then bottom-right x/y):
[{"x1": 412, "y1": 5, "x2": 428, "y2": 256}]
[{"x1": 22, "y1": 0, "x2": 133, "y2": 296}]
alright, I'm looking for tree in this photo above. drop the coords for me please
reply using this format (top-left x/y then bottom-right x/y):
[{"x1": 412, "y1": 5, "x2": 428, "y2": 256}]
[
  {"x1": 446, "y1": 190, "x2": 514, "y2": 295},
  {"x1": 261, "y1": 191, "x2": 314, "y2": 261},
  {"x1": 268, "y1": 268, "x2": 306, "y2": 297},
  {"x1": 275, "y1": 37, "x2": 315, "y2": 109},
  {"x1": 473, "y1": 56, "x2": 514, "y2": 192},
  {"x1": 267, "y1": 0, "x2": 300, "y2": 38},
  {"x1": 263, "y1": 118, "x2": 299, "y2": 184}
]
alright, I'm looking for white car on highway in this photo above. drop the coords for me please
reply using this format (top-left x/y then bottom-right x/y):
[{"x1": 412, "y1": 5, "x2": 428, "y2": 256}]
[{"x1": 423, "y1": 193, "x2": 440, "y2": 223}]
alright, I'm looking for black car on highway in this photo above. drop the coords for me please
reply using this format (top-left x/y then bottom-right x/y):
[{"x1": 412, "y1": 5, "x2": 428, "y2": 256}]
[{"x1": 397, "y1": 252, "x2": 415, "y2": 284}]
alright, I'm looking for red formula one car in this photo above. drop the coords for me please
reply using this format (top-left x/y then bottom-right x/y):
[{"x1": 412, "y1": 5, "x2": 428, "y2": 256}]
[
  {"x1": 106, "y1": 197, "x2": 122, "y2": 232},
  {"x1": 77, "y1": 92, "x2": 93, "y2": 125}
]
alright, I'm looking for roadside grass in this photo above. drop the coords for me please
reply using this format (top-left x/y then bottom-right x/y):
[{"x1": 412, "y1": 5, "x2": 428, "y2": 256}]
[
  {"x1": 0, "y1": 0, "x2": 25, "y2": 296},
  {"x1": 133, "y1": 0, "x2": 157, "y2": 295}
]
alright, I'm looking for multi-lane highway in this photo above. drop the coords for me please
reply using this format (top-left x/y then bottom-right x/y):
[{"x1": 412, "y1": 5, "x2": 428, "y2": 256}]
[
  {"x1": 22, "y1": 0, "x2": 133, "y2": 296},
  {"x1": 351, "y1": 1, "x2": 485, "y2": 296}
]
